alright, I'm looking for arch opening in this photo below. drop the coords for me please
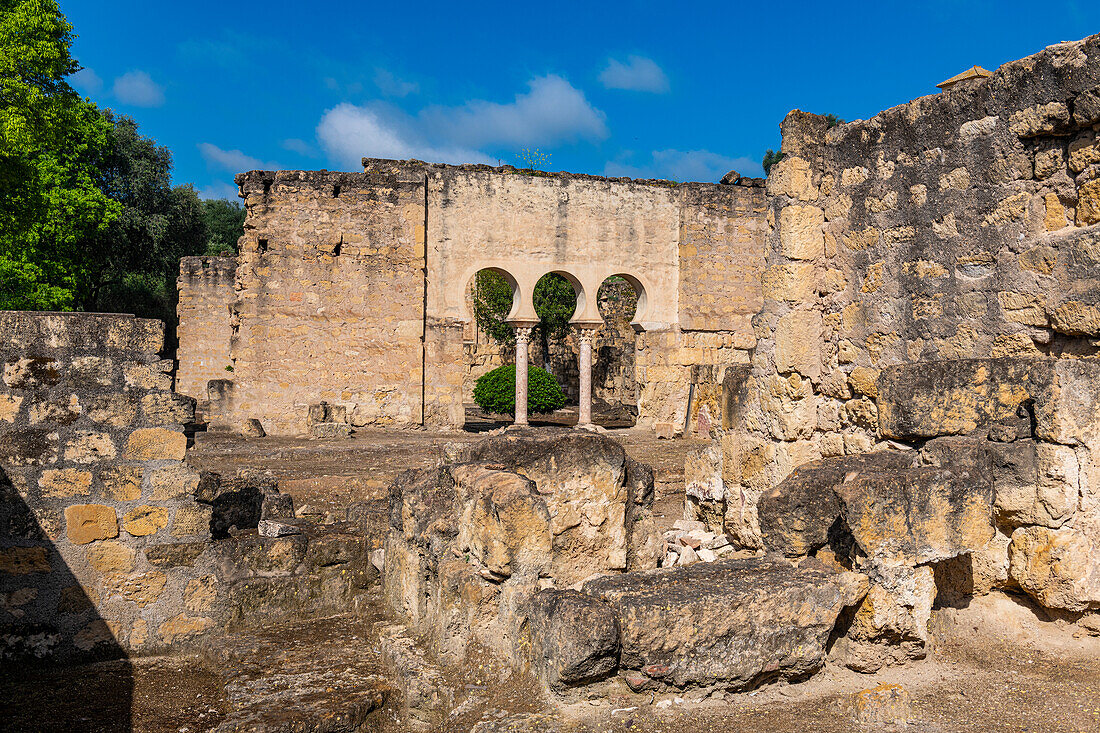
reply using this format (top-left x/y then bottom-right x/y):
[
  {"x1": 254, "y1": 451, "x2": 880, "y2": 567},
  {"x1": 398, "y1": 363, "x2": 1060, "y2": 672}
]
[{"x1": 590, "y1": 274, "x2": 644, "y2": 423}]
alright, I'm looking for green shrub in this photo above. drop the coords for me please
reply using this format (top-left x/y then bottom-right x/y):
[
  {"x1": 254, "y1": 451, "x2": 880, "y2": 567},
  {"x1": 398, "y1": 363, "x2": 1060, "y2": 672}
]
[{"x1": 473, "y1": 364, "x2": 566, "y2": 415}]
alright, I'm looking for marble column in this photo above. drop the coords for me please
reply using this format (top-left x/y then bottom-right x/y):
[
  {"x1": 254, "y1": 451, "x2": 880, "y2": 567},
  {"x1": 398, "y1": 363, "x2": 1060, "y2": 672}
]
[
  {"x1": 513, "y1": 326, "x2": 533, "y2": 426},
  {"x1": 576, "y1": 325, "x2": 599, "y2": 429}
]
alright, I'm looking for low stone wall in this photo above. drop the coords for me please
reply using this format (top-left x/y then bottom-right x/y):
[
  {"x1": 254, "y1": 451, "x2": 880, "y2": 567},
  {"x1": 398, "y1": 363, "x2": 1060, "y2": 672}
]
[{"x1": 0, "y1": 312, "x2": 372, "y2": 663}]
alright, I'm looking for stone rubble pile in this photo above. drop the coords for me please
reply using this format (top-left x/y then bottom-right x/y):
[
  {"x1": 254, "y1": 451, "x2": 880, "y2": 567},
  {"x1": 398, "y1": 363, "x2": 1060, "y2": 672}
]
[{"x1": 659, "y1": 519, "x2": 741, "y2": 567}]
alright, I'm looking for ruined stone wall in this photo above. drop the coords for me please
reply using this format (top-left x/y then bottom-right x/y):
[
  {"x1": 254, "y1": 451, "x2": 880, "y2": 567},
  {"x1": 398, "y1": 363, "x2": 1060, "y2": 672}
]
[
  {"x1": 176, "y1": 256, "x2": 236, "y2": 406},
  {"x1": 0, "y1": 312, "x2": 212, "y2": 660},
  {"x1": 706, "y1": 34, "x2": 1100, "y2": 548},
  {"x1": 230, "y1": 170, "x2": 427, "y2": 435},
  {"x1": 678, "y1": 183, "x2": 768, "y2": 331},
  {"x1": 0, "y1": 312, "x2": 376, "y2": 662},
  {"x1": 179, "y1": 162, "x2": 766, "y2": 433}
]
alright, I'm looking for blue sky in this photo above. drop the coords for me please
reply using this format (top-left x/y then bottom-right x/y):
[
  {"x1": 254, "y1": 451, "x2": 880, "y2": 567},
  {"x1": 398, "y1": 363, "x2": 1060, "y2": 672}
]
[{"x1": 63, "y1": 1, "x2": 1100, "y2": 199}]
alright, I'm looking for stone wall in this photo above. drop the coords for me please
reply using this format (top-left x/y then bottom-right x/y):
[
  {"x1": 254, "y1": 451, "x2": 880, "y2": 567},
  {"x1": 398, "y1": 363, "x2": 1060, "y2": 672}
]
[
  {"x1": 694, "y1": 34, "x2": 1100, "y2": 549},
  {"x1": 179, "y1": 161, "x2": 766, "y2": 434},
  {"x1": 0, "y1": 312, "x2": 374, "y2": 662},
  {"x1": 0, "y1": 312, "x2": 209, "y2": 660},
  {"x1": 176, "y1": 256, "x2": 236, "y2": 407},
  {"x1": 230, "y1": 170, "x2": 428, "y2": 435}
]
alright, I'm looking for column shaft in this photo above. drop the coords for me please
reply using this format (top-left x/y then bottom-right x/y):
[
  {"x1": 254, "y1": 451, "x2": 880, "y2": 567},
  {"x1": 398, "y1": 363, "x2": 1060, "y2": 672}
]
[
  {"x1": 577, "y1": 327, "x2": 596, "y2": 428},
  {"x1": 514, "y1": 327, "x2": 531, "y2": 426}
]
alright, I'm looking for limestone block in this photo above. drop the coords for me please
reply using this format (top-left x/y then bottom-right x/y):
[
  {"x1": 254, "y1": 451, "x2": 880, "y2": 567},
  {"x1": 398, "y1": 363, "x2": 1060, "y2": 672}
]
[
  {"x1": 148, "y1": 465, "x2": 201, "y2": 501},
  {"x1": 116, "y1": 571, "x2": 168, "y2": 607},
  {"x1": 582, "y1": 558, "x2": 868, "y2": 691},
  {"x1": 1050, "y1": 300, "x2": 1100, "y2": 335},
  {"x1": 834, "y1": 567, "x2": 935, "y2": 672},
  {"x1": 172, "y1": 504, "x2": 213, "y2": 538},
  {"x1": 1008, "y1": 101, "x2": 1070, "y2": 137},
  {"x1": 102, "y1": 466, "x2": 142, "y2": 501},
  {"x1": 0, "y1": 547, "x2": 51, "y2": 574},
  {"x1": 877, "y1": 358, "x2": 1052, "y2": 440},
  {"x1": 0, "y1": 393, "x2": 21, "y2": 422},
  {"x1": 846, "y1": 684, "x2": 911, "y2": 726},
  {"x1": 84, "y1": 394, "x2": 136, "y2": 427},
  {"x1": 1074, "y1": 84, "x2": 1100, "y2": 126},
  {"x1": 140, "y1": 392, "x2": 195, "y2": 426},
  {"x1": 517, "y1": 589, "x2": 620, "y2": 693},
  {"x1": 158, "y1": 613, "x2": 214, "y2": 643},
  {"x1": 122, "y1": 505, "x2": 170, "y2": 537},
  {"x1": 184, "y1": 575, "x2": 217, "y2": 613},
  {"x1": 65, "y1": 504, "x2": 119, "y2": 544},
  {"x1": 762, "y1": 262, "x2": 815, "y2": 302},
  {"x1": 125, "y1": 428, "x2": 187, "y2": 460},
  {"x1": 1068, "y1": 130, "x2": 1100, "y2": 173},
  {"x1": 778, "y1": 205, "x2": 824, "y2": 260},
  {"x1": 38, "y1": 469, "x2": 92, "y2": 498},
  {"x1": 63, "y1": 431, "x2": 116, "y2": 463},
  {"x1": 1009, "y1": 522, "x2": 1100, "y2": 612},
  {"x1": 454, "y1": 466, "x2": 552, "y2": 580},
  {"x1": 774, "y1": 311, "x2": 822, "y2": 380},
  {"x1": 768, "y1": 157, "x2": 816, "y2": 201},
  {"x1": 990, "y1": 441, "x2": 1078, "y2": 528},
  {"x1": 1035, "y1": 359, "x2": 1100, "y2": 445},
  {"x1": 835, "y1": 465, "x2": 994, "y2": 567},
  {"x1": 1077, "y1": 179, "x2": 1100, "y2": 226},
  {"x1": 86, "y1": 541, "x2": 136, "y2": 578}
]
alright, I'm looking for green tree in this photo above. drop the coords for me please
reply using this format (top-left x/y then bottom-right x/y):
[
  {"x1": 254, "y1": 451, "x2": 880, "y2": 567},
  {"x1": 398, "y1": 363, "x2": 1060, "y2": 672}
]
[
  {"x1": 80, "y1": 111, "x2": 206, "y2": 314},
  {"x1": 473, "y1": 270, "x2": 516, "y2": 344},
  {"x1": 202, "y1": 198, "x2": 245, "y2": 255},
  {"x1": 0, "y1": 0, "x2": 120, "y2": 310},
  {"x1": 532, "y1": 272, "x2": 576, "y2": 361},
  {"x1": 762, "y1": 149, "x2": 785, "y2": 176},
  {"x1": 825, "y1": 113, "x2": 846, "y2": 128}
]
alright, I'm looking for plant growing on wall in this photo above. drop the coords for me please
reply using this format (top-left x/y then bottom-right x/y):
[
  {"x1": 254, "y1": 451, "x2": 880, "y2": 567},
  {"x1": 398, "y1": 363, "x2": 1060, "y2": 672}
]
[
  {"x1": 473, "y1": 364, "x2": 566, "y2": 415},
  {"x1": 516, "y1": 147, "x2": 551, "y2": 170}
]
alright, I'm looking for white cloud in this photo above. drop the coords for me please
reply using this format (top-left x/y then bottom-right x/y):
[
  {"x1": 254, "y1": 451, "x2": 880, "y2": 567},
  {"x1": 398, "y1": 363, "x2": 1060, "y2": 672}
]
[
  {"x1": 71, "y1": 67, "x2": 102, "y2": 94},
  {"x1": 599, "y1": 56, "x2": 670, "y2": 93},
  {"x1": 198, "y1": 143, "x2": 279, "y2": 173},
  {"x1": 423, "y1": 75, "x2": 607, "y2": 148},
  {"x1": 374, "y1": 69, "x2": 418, "y2": 97},
  {"x1": 316, "y1": 104, "x2": 492, "y2": 169},
  {"x1": 112, "y1": 70, "x2": 165, "y2": 107},
  {"x1": 316, "y1": 74, "x2": 606, "y2": 169},
  {"x1": 604, "y1": 149, "x2": 763, "y2": 182},
  {"x1": 281, "y1": 138, "x2": 318, "y2": 157},
  {"x1": 198, "y1": 181, "x2": 241, "y2": 200}
]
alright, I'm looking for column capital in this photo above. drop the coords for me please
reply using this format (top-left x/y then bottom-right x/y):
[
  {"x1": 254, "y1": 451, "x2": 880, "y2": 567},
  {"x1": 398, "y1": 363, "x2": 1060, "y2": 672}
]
[
  {"x1": 572, "y1": 321, "x2": 602, "y2": 342},
  {"x1": 513, "y1": 325, "x2": 534, "y2": 341}
]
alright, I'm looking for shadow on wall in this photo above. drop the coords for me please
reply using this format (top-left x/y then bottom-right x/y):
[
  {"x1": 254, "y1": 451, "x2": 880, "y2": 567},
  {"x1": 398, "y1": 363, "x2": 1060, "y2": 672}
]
[{"x1": 0, "y1": 464, "x2": 134, "y2": 731}]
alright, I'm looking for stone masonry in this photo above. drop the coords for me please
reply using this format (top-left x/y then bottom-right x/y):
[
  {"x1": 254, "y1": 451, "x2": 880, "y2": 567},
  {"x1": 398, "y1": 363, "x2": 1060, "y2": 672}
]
[
  {"x1": 177, "y1": 163, "x2": 766, "y2": 436},
  {"x1": 0, "y1": 312, "x2": 374, "y2": 662}
]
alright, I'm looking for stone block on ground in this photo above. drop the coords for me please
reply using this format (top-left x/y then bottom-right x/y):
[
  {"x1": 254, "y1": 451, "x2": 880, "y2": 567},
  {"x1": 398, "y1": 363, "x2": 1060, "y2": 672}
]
[
  {"x1": 516, "y1": 589, "x2": 620, "y2": 693},
  {"x1": 582, "y1": 558, "x2": 867, "y2": 691}
]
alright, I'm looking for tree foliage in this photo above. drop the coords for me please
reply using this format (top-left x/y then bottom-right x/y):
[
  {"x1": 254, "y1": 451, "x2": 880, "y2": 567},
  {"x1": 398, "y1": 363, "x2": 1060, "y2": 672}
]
[
  {"x1": 80, "y1": 111, "x2": 205, "y2": 313},
  {"x1": 0, "y1": 0, "x2": 119, "y2": 310},
  {"x1": 202, "y1": 198, "x2": 245, "y2": 256},
  {"x1": 762, "y1": 149, "x2": 785, "y2": 176},
  {"x1": 473, "y1": 364, "x2": 566, "y2": 415},
  {"x1": 473, "y1": 270, "x2": 516, "y2": 344},
  {"x1": 0, "y1": 0, "x2": 245, "y2": 330}
]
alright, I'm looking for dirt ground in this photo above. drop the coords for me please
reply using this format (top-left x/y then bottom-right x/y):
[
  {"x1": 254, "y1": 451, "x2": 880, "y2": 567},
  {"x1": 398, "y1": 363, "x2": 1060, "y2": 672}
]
[{"x1": 186, "y1": 416, "x2": 707, "y2": 532}]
